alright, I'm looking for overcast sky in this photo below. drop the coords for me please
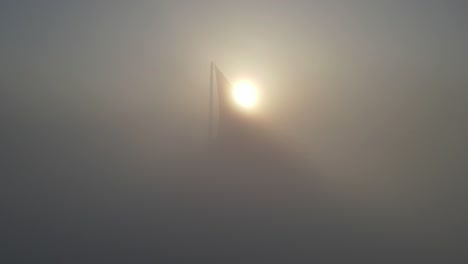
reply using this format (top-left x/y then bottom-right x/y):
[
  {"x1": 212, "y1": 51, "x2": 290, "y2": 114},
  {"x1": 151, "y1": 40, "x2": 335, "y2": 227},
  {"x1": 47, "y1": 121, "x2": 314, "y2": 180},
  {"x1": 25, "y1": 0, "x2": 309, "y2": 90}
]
[
  {"x1": 0, "y1": 0, "x2": 468, "y2": 262},
  {"x1": 2, "y1": 0, "x2": 466, "y2": 171},
  {"x1": 1, "y1": 1, "x2": 467, "y2": 259}
]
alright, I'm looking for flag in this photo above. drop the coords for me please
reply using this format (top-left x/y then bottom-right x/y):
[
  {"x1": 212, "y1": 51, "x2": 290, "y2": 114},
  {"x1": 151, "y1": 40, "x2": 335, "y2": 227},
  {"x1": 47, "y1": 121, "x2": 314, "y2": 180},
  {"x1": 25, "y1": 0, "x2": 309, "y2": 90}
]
[
  {"x1": 214, "y1": 66, "x2": 252, "y2": 147},
  {"x1": 211, "y1": 65, "x2": 317, "y2": 200}
]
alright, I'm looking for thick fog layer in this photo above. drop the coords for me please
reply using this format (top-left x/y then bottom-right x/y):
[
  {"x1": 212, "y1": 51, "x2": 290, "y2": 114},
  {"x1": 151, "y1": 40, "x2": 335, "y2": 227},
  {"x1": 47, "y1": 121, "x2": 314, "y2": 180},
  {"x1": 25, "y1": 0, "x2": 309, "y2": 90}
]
[{"x1": 2, "y1": 0, "x2": 467, "y2": 262}]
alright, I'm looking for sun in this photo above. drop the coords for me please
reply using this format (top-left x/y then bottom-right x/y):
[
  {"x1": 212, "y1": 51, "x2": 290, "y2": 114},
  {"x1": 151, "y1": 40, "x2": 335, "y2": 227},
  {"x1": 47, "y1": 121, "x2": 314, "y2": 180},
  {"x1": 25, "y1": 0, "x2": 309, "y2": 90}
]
[{"x1": 232, "y1": 80, "x2": 259, "y2": 109}]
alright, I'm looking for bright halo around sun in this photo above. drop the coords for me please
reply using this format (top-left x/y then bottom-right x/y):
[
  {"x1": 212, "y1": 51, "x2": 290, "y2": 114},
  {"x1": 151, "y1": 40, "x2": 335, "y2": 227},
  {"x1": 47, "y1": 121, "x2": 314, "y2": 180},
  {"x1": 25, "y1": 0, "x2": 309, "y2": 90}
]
[{"x1": 232, "y1": 80, "x2": 259, "y2": 109}]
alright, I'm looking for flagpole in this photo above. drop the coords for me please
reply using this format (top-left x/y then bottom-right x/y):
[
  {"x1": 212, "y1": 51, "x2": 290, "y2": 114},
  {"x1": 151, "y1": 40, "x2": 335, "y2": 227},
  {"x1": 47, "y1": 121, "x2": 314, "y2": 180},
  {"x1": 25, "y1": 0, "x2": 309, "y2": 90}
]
[{"x1": 209, "y1": 61, "x2": 214, "y2": 142}]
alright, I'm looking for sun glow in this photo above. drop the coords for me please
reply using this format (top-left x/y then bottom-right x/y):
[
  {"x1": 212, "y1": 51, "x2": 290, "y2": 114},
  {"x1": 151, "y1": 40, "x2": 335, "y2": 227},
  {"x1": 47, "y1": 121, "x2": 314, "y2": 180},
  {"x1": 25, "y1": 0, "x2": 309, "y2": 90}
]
[{"x1": 232, "y1": 80, "x2": 258, "y2": 109}]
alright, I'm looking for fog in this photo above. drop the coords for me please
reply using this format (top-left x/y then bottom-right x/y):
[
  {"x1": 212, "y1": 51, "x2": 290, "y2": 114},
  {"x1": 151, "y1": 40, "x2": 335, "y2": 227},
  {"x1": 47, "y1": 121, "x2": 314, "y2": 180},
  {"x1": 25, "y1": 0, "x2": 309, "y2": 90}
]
[{"x1": 2, "y1": 0, "x2": 468, "y2": 262}]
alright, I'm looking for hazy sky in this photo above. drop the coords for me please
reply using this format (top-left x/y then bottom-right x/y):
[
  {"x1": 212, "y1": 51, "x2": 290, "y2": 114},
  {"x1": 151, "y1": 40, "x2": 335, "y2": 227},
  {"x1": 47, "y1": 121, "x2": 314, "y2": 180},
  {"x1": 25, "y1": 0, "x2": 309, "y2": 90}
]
[
  {"x1": 3, "y1": 0, "x2": 466, "y2": 167},
  {"x1": 2, "y1": 1, "x2": 468, "y2": 261},
  {"x1": 2, "y1": 0, "x2": 467, "y2": 221}
]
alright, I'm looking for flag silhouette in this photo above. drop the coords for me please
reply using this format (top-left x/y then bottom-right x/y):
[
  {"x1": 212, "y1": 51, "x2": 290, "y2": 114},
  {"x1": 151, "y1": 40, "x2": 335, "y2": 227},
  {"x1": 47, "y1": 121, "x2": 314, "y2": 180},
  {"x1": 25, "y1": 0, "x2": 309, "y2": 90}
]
[{"x1": 215, "y1": 66, "x2": 246, "y2": 145}]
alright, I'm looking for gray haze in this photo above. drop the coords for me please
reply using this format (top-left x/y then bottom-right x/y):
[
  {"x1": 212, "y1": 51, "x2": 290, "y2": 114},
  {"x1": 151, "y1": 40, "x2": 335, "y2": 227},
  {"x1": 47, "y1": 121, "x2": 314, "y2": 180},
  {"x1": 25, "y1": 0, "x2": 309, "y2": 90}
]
[{"x1": 2, "y1": 0, "x2": 468, "y2": 262}]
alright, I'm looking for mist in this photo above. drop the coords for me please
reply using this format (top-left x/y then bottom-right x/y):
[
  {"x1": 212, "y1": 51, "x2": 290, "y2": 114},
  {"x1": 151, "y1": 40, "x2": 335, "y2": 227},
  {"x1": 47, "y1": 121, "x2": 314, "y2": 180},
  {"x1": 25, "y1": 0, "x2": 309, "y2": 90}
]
[{"x1": 2, "y1": 0, "x2": 468, "y2": 262}]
